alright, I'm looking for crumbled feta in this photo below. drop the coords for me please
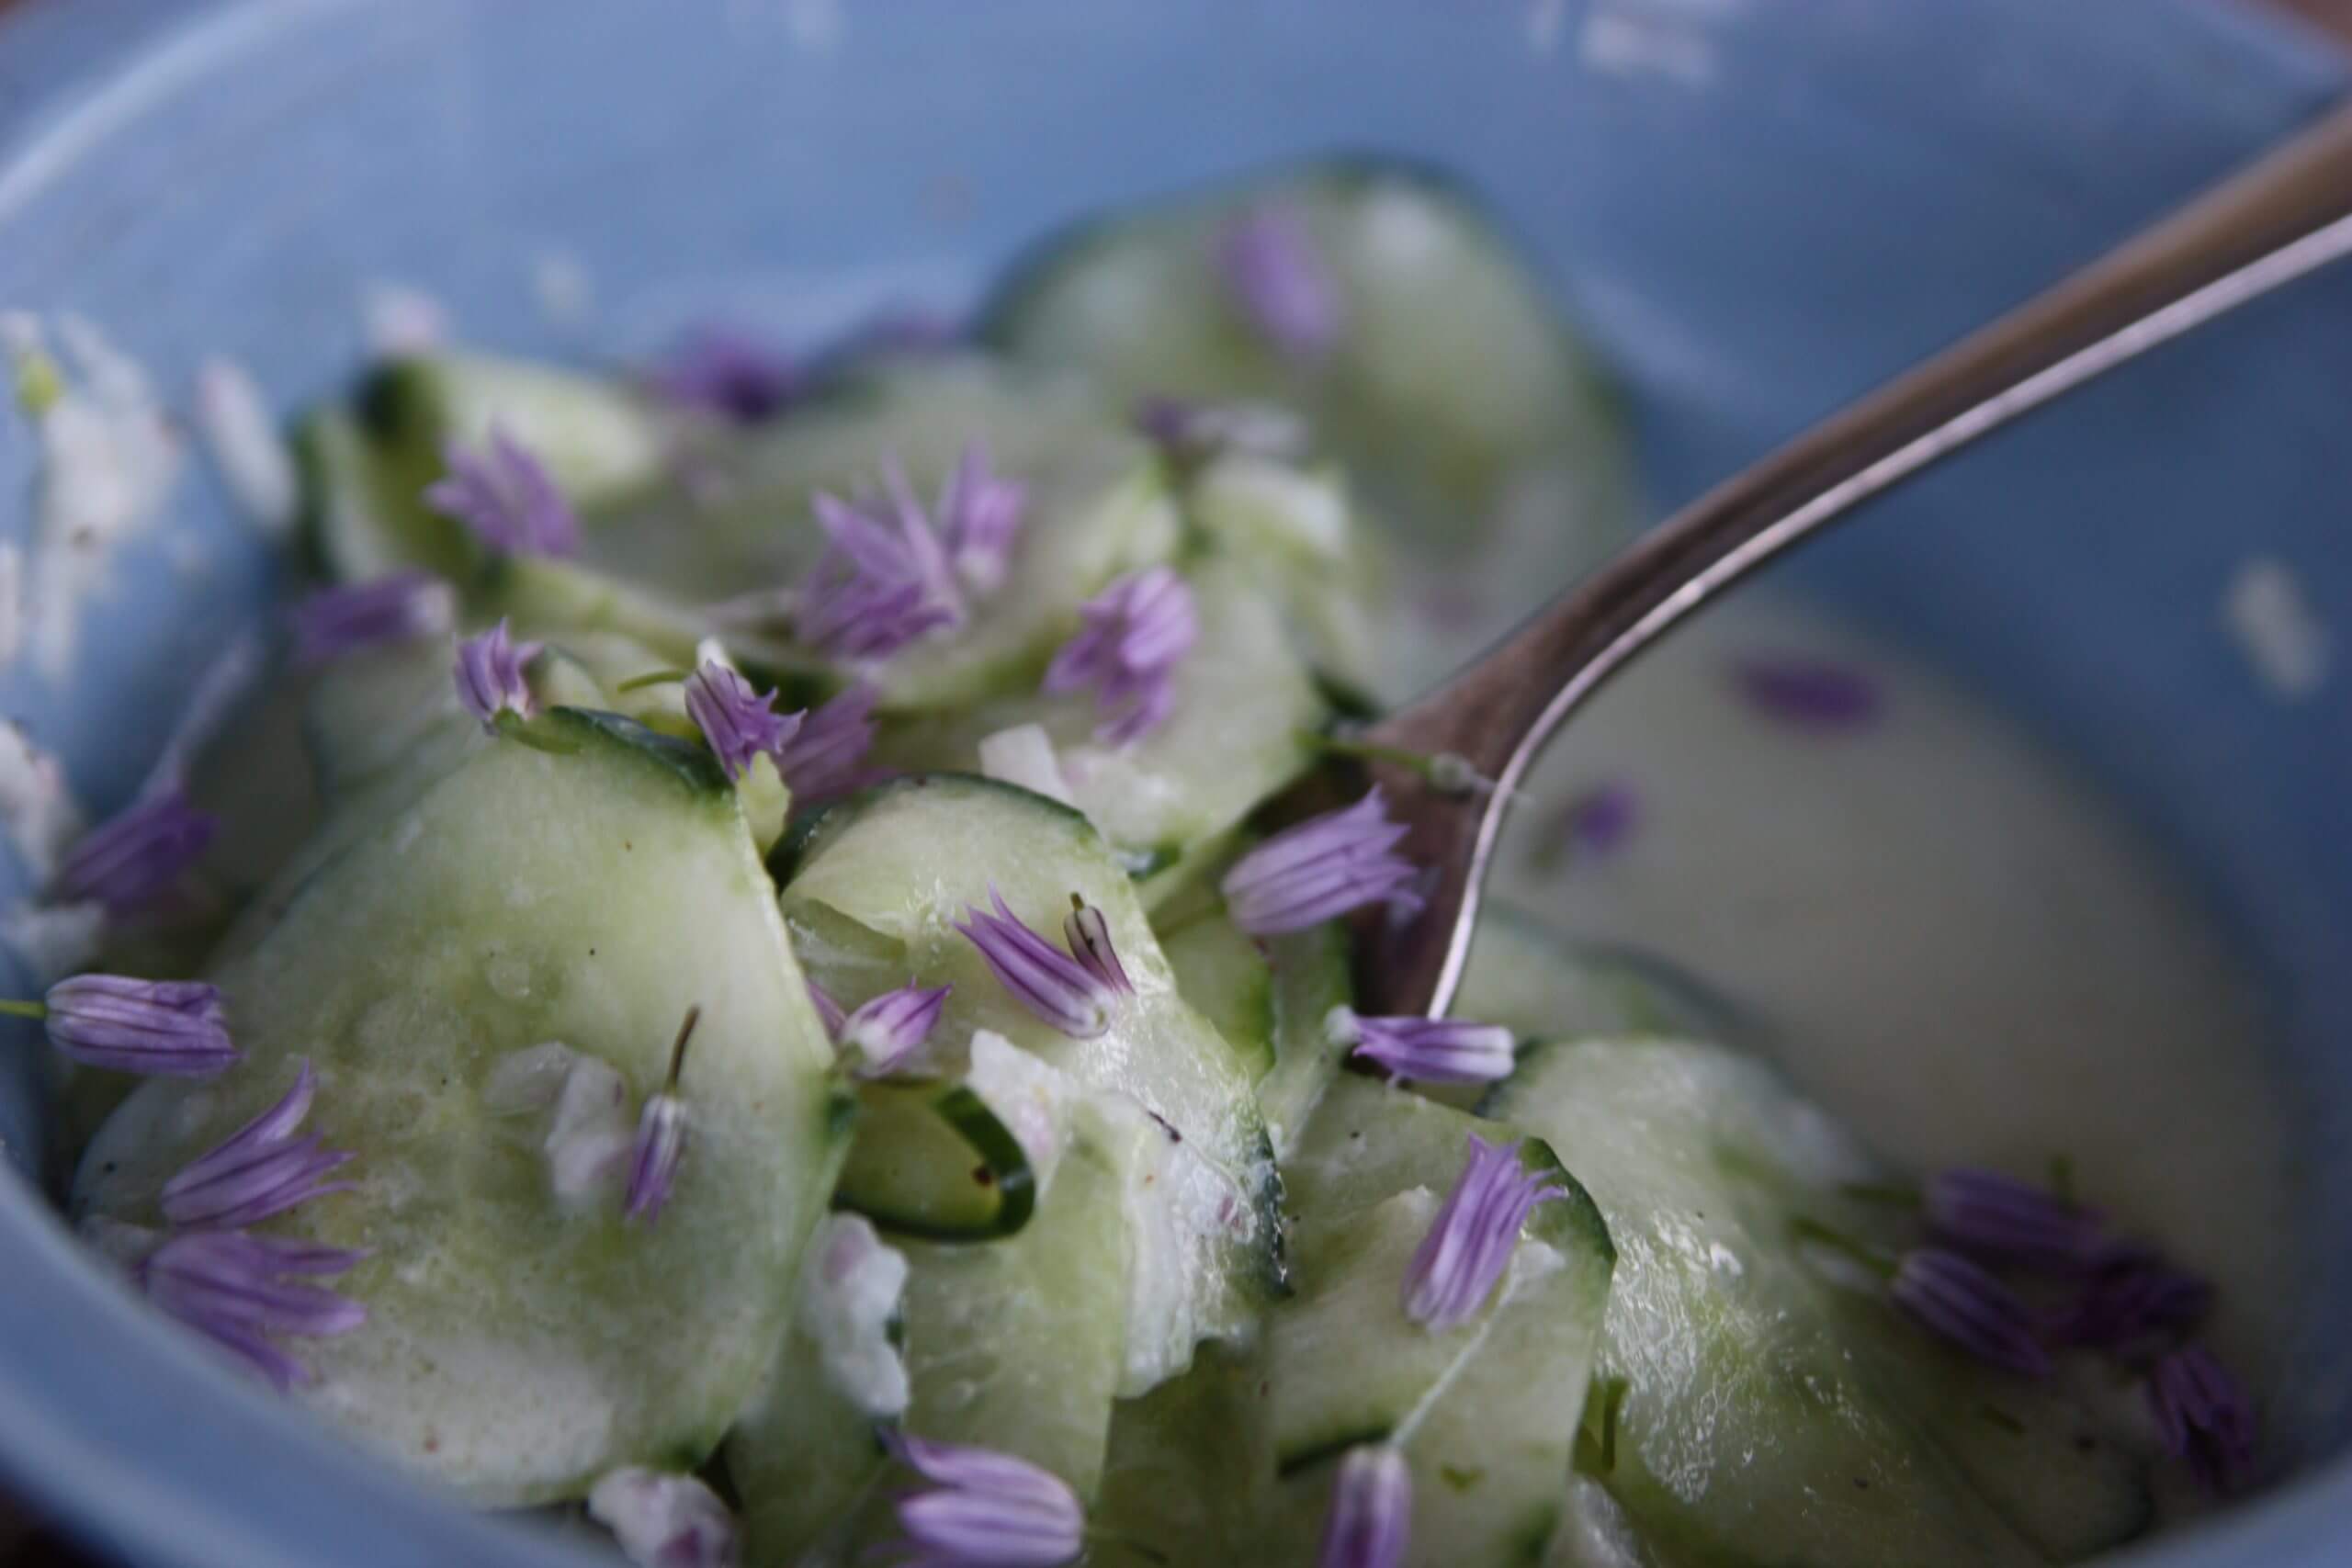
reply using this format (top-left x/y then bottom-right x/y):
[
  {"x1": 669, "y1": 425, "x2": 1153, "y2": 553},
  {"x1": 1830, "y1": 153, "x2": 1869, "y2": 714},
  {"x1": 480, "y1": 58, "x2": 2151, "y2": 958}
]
[
  {"x1": 0, "y1": 720, "x2": 84, "y2": 882},
  {"x1": 2222, "y1": 556, "x2": 2329, "y2": 701},
  {"x1": 194, "y1": 357, "x2": 298, "y2": 536},
  {"x1": 978, "y1": 723, "x2": 1075, "y2": 807},
  {"x1": 797, "y1": 1213, "x2": 910, "y2": 1416}
]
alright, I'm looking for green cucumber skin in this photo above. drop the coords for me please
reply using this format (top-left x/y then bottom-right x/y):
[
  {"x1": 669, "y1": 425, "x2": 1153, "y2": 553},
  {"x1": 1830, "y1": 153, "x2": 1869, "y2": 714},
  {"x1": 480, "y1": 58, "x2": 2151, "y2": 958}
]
[
  {"x1": 73, "y1": 712, "x2": 842, "y2": 1506},
  {"x1": 775, "y1": 772, "x2": 1284, "y2": 1390},
  {"x1": 833, "y1": 1080, "x2": 1038, "y2": 1242}
]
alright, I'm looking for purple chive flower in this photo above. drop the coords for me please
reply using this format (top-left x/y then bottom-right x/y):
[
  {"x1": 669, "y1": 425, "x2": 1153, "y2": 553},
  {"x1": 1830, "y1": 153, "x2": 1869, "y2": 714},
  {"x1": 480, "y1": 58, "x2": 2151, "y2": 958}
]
[
  {"x1": 956, "y1": 886, "x2": 1125, "y2": 1040},
  {"x1": 2050, "y1": 1250, "x2": 2214, "y2": 1352},
  {"x1": 683, "y1": 659, "x2": 799, "y2": 782},
  {"x1": 423, "y1": 425, "x2": 581, "y2": 558},
  {"x1": 288, "y1": 571, "x2": 455, "y2": 666},
  {"x1": 808, "y1": 978, "x2": 847, "y2": 1039},
  {"x1": 1732, "y1": 654, "x2": 1883, "y2": 734},
  {"x1": 19, "y1": 976, "x2": 237, "y2": 1077},
  {"x1": 1924, "y1": 1168, "x2": 2106, "y2": 1272},
  {"x1": 626, "y1": 1008, "x2": 700, "y2": 1225},
  {"x1": 1890, "y1": 1247, "x2": 2051, "y2": 1377},
  {"x1": 1134, "y1": 396, "x2": 1308, "y2": 463},
  {"x1": 839, "y1": 982, "x2": 952, "y2": 1077},
  {"x1": 888, "y1": 1433, "x2": 1086, "y2": 1568},
  {"x1": 934, "y1": 440, "x2": 1028, "y2": 595},
  {"x1": 161, "y1": 1059, "x2": 355, "y2": 1230},
  {"x1": 49, "y1": 782, "x2": 218, "y2": 914},
  {"x1": 1560, "y1": 782, "x2": 1638, "y2": 861},
  {"x1": 453, "y1": 619, "x2": 540, "y2": 733},
  {"x1": 2149, "y1": 1344, "x2": 2256, "y2": 1494},
  {"x1": 1220, "y1": 788, "x2": 1422, "y2": 937},
  {"x1": 1061, "y1": 897, "x2": 1130, "y2": 996},
  {"x1": 137, "y1": 1229, "x2": 368, "y2": 1390},
  {"x1": 588, "y1": 1467, "x2": 741, "y2": 1568},
  {"x1": 797, "y1": 464, "x2": 965, "y2": 661},
  {"x1": 645, "y1": 328, "x2": 801, "y2": 423},
  {"x1": 1327, "y1": 1006, "x2": 1513, "y2": 1086},
  {"x1": 1317, "y1": 1445, "x2": 1410, "y2": 1568},
  {"x1": 626, "y1": 1096, "x2": 686, "y2": 1224},
  {"x1": 773, "y1": 682, "x2": 881, "y2": 803},
  {"x1": 1403, "y1": 1135, "x2": 1567, "y2": 1332},
  {"x1": 1042, "y1": 568, "x2": 1197, "y2": 745},
  {"x1": 1217, "y1": 204, "x2": 1343, "y2": 363}
]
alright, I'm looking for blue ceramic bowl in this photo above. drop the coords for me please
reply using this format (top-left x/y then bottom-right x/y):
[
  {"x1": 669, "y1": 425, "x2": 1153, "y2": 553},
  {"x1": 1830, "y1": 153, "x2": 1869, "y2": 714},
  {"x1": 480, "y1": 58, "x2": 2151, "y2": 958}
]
[{"x1": 3, "y1": 2, "x2": 2351, "y2": 1563}]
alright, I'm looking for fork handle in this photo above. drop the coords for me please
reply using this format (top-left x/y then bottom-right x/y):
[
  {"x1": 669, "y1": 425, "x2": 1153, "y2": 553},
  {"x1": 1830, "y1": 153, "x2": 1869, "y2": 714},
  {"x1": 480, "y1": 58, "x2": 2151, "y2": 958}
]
[{"x1": 1363, "y1": 97, "x2": 2352, "y2": 1015}]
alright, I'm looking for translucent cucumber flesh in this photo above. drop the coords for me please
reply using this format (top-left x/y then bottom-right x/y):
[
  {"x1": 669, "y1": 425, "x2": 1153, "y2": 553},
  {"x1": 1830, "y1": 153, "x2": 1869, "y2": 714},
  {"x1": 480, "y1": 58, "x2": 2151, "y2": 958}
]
[
  {"x1": 74, "y1": 712, "x2": 842, "y2": 1505},
  {"x1": 893, "y1": 1135, "x2": 1128, "y2": 1497},
  {"x1": 777, "y1": 774, "x2": 1279, "y2": 1390},
  {"x1": 1264, "y1": 1077, "x2": 1613, "y2": 1567},
  {"x1": 874, "y1": 555, "x2": 1324, "y2": 880},
  {"x1": 1485, "y1": 1039, "x2": 2148, "y2": 1567}
]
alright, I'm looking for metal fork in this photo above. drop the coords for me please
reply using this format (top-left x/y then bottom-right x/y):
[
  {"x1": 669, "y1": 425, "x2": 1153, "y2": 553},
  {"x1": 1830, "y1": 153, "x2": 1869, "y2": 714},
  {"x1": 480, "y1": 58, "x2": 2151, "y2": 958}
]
[{"x1": 1336, "y1": 101, "x2": 2352, "y2": 1019}]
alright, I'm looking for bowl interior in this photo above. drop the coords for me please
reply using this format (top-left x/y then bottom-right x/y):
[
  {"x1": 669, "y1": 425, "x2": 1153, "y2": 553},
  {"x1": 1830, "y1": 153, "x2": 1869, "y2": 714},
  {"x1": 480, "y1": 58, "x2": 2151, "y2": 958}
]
[{"x1": 2, "y1": 3, "x2": 2350, "y2": 1565}]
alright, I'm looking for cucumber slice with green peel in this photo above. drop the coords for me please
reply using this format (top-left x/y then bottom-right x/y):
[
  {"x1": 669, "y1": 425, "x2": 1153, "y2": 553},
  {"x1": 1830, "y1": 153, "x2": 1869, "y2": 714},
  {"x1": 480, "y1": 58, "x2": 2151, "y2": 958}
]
[
  {"x1": 74, "y1": 710, "x2": 846, "y2": 1505},
  {"x1": 983, "y1": 162, "x2": 1630, "y2": 556},
  {"x1": 356, "y1": 351, "x2": 674, "y2": 512},
  {"x1": 295, "y1": 407, "x2": 470, "y2": 582},
  {"x1": 1263, "y1": 1077, "x2": 1614, "y2": 1567},
  {"x1": 1482, "y1": 1038, "x2": 2147, "y2": 1568},
  {"x1": 893, "y1": 1134, "x2": 1130, "y2": 1498},
  {"x1": 777, "y1": 773, "x2": 1281, "y2": 1392},
  {"x1": 834, "y1": 1078, "x2": 1038, "y2": 1241},
  {"x1": 576, "y1": 355, "x2": 1185, "y2": 715},
  {"x1": 874, "y1": 556, "x2": 1326, "y2": 883},
  {"x1": 577, "y1": 355, "x2": 1125, "y2": 600}
]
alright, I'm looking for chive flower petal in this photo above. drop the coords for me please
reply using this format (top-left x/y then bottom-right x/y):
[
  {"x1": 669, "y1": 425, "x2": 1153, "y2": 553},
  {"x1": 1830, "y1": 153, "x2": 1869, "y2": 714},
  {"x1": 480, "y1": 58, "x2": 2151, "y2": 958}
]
[
  {"x1": 40, "y1": 975, "x2": 236, "y2": 1077},
  {"x1": 1402, "y1": 1135, "x2": 1566, "y2": 1332}
]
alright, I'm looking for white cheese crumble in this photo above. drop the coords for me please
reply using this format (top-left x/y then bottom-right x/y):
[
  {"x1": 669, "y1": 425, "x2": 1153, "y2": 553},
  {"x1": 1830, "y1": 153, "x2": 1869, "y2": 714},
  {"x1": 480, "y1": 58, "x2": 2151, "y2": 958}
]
[
  {"x1": 797, "y1": 1213, "x2": 910, "y2": 1416},
  {"x1": 2222, "y1": 555, "x2": 2329, "y2": 702},
  {"x1": 16, "y1": 315, "x2": 186, "y2": 679},
  {"x1": 194, "y1": 356, "x2": 298, "y2": 536},
  {"x1": 362, "y1": 281, "x2": 449, "y2": 357},
  {"x1": 0, "y1": 720, "x2": 84, "y2": 882},
  {"x1": 978, "y1": 722, "x2": 1076, "y2": 807}
]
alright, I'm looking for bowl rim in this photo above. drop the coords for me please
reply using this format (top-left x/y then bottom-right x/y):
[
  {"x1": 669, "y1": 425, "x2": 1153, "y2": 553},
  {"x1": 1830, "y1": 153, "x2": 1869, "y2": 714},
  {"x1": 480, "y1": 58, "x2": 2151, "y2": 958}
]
[{"x1": 1, "y1": 2, "x2": 2349, "y2": 1566}]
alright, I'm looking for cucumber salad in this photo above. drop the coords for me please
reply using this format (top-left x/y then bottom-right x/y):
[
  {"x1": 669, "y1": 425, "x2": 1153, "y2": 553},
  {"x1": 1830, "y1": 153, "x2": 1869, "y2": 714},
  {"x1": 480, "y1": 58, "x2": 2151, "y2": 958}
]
[{"x1": 14, "y1": 163, "x2": 2256, "y2": 1567}]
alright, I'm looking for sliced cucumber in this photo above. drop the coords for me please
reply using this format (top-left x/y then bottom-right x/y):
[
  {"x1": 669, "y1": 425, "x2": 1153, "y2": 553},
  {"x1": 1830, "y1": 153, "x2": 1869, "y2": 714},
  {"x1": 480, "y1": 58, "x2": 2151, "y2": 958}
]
[
  {"x1": 1160, "y1": 897, "x2": 1353, "y2": 1160},
  {"x1": 1264, "y1": 1077, "x2": 1614, "y2": 1567},
  {"x1": 729, "y1": 1217, "x2": 901, "y2": 1568},
  {"x1": 294, "y1": 406, "x2": 469, "y2": 582},
  {"x1": 834, "y1": 1078, "x2": 1037, "y2": 1241},
  {"x1": 1483, "y1": 1038, "x2": 2148, "y2": 1567},
  {"x1": 1184, "y1": 450, "x2": 1384, "y2": 688},
  {"x1": 1094, "y1": 1340, "x2": 1277, "y2": 1565},
  {"x1": 74, "y1": 710, "x2": 844, "y2": 1505},
  {"x1": 579, "y1": 355, "x2": 1184, "y2": 715},
  {"x1": 894, "y1": 1134, "x2": 1129, "y2": 1497},
  {"x1": 985, "y1": 162, "x2": 1628, "y2": 548},
  {"x1": 777, "y1": 773, "x2": 1279, "y2": 1393},
  {"x1": 1459, "y1": 906, "x2": 1745, "y2": 1046},
  {"x1": 356, "y1": 351, "x2": 673, "y2": 512},
  {"x1": 875, "y1": 555, "x2": 1325, "y2": 885}
]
